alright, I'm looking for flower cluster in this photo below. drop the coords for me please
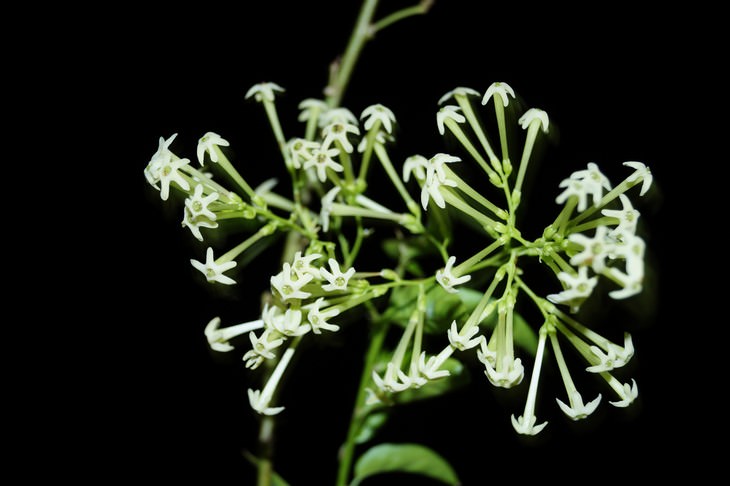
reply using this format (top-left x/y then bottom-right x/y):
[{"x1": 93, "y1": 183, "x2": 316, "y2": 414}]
[{"x1": 144, "y1": 78, "x2": 653, "y2": 437}]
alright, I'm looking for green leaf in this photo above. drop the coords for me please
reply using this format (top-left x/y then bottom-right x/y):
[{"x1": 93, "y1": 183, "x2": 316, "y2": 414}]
[
  {"x1": 385, "y1": 284, "x2": 481, "y2": 335},
  {"x1": 393, "y1": 357, "x2": 469, "y2": 405},
  {"x1": 352, "y1": 443, "x2": 460, "y2": 486},
  {"x1": 354, "y1": 411, "x2": 389, "y2": 445}
]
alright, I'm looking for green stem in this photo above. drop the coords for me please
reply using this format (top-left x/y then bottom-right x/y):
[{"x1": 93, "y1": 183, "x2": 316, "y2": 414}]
[
  {"x1": 336, "y1": 313, "x2": 390, "y2": 486},
  {"x1": 326, "y1": 0, "x2": 380, "y2": 108}
]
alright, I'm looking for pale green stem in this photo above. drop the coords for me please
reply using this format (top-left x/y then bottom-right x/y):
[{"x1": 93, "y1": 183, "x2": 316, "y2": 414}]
[
  {"x1": 326, "y1": 0, "x2": 380, "y2": 108},
  {"x1": 444, "y1": 118, "x2": 499, "y2": 183},
  {"x1": 374, "y1": 143, "x2": 421, "y2": 215},
  {"x1": 513, "y1": 121, "x2": 541, "y2": 204},
  {"x1": 336, "y1": 309, "x2": 390, "y2": 486},
  {"x1": 458, "y1": 97, "x2": 500, "y2": 166},
  {"x1": 548, "y1": 326, "x2": 579, "y2": 398},
  {"x1": 551, "y1": 307, "x2": 612, "y2": 350},
  {"x1": 335, "y1": 140, "x2": 356, "y2": 186},
  {"x1": 453, "y1": 237, "x2": 505, "y2": 276},
  {"x1": 217, "y1": 226, "x2": 273, "y2": 264},
  {"x1": 357, "y1": 122, "x2": 381, "y2": 183},
  {"x1": 443, "y1": 165, "x2": 507, "y2": 219},
  {"x1": 441, "y1": 188, "x2": 504, "y2": 232},
  {"x1": 493, "y1": 100, "x2": 510, "y2": 165},
  {"x1": 329, "y1": 202, "x2": 405, "y2": 224},
  {"x1": 371, "y1": 0, "x2": 433, "y2": 32},
  {"x1": 262, "y1": 100, "x2": 291, "y2": 167},
  {"x1": 521, "y1": 325, "x2": 548, "y2": 419},
  {"x1": 569, "y1": 216, "x2": 617, "y2": 234},
  {"x1": 409, "y1": 284, "x2": 426, "y2": 375},
  {"x1": 211, "y1": 150, "x2": 258, "y2": 202}
]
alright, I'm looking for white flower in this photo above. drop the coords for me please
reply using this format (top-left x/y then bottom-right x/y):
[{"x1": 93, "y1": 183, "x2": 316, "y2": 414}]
[
  {"x1": 185, "y1": 184, "x2": 219, "y2": 221},
  {"x1": 623, "y1": 161, "x2": 652, "y2": 196},
  {"x1": 181, "y1": 206, "x2": 217, "y2": 241},
  {"x1": 608, "y1": 230, "x2": 646, "y2": 278},
  {"x1": 204, "y1": 316, "x2": 264, "y2": 353},
  {"x1": 270, "y1": 262, "x2": 313, "y2": 301},
  {"x1": 607, "y1": 268, "x2": 643, "y2": 300},
  {"x1": 303, "y1": 145, "x2": 343, "y2": 183},
  {"x1": 482, "y1": 81, "x2": 516, "y2": 107},
  {"x1": 417, "y1": 351, "x2": 451, "y2": 380},
  {"x1": 484, "y1": 355, "x2": 524, "y2": 388},
  {"x1": 556, "y1": 391, "x2": 602, "y2": 420},
  {"x1": 248, "y1": 389, "x2": 285, "y2": 416},
  {"x1": 319, "y1": 259, "x2": 356, "y2": 292},
  {"x1": 291, "y1": 251, "x2": 322, "y2": 280},
  {"x1": 320, "y1": 186, "x2": 341, "y2": 232},
  {"x1": 155, "y1": 156, "x2": 191, "y2": 201},
  {"x1": 438, "y1": 86, "x2": 480, "y2": 105},
  {"x1": 298, "y1": 98, "x2": 328, "y2": 122},
  {"x1": 144, "y1": 133, "x2": 178, "y2": 187},
  {"x1": 586, "y1": 333, "x2": 634, "y2": 373},
  {"x1": 305, "y1": 297, "x2": 340, "y2": 334},
  {"x1": 287, "y1": 138, "x2": 320, "y2": 169},
  {"x1": 361, "y1": 103, "x2": 396, "y2": 134},
  {"x1": 518, "y1": 108, "x2": 549, "y2": 133},
  {"x1": 608, "y1": 378, "x2": 639, "y2": 408},
  {"x1": 435, "y1": 256, "x2": 472, "y2": 294},
  {"x1": 556, "y1": 162, "x2": 611, "y2": 211},
  {"x1": 263, "y1": 305, "x2": 310, "y2": 337},
  {"x1": 197, "y1": 132, "x2": 230, "y2": 165},
  {"x1": 436, "y1": 105, "x2": 465, "y2": 135},
  {"x1": 245, "y1": 82, "x2": 285, "y2": 102},
  {"x1": 322, "y1": 122, "x2": 360, "y2": 153},
  {"x1": 420, "y1": 154, "x2": 460, "y2": 210},
  {"x1": 372, "y1": 362, "x2": 411, "y2": 393},
  {"x1": 546, "y1": 266, "x2": 598, "y2": 312},
  {"x1": 511, "y1": 413, "x2": 548, "y2": 436},
  {"x1": 476, "y1": 339, "x2": 496, "y2": 367},
  {"x1": 190, "y1": 247, "x2": 237, "y2": 285},
  {"x1": 402, "y1": 155, "x2": 429, "y2": 183},
  {"x1": 243, "y1": 329, "x2": 285, "y2": 368},
  {"x1": 602, "y1": 194, "x2": 640, "y2": 236},
  {"x1": 567, "y1": 226, "x2": 612, "y2": 272},
  {"x1": 511, "y1": 325, "x2": 549, "y2": 435},
  {"x1": 319, "y1": 107, "x2": 358, "y2": 127},
  {"x1": 447, "y1": 321, "x2": 482, "y2": 351},
  {"x1": 357, "y1": 131, "x2": 389, "y2": 153}
]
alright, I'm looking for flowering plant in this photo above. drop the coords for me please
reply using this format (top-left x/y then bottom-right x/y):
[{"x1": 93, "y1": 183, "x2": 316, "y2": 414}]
[{"x1": 144, "y1": 1, "x2": 655, "y2": 484}]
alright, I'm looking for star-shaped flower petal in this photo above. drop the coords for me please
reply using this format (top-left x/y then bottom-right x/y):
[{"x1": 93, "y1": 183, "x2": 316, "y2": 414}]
[
  {"x1": 322, "y1": 121, "x2": 360, "y2": 153},
  {"x1": 185, "y1": 184, "x2": 219, "y2": 220},
  {"x1": 556, "y1": 391, "x2": 602, "y2": 420},
  {"x1": 270, "y1": 262, "x2": 313, "y2": 301},
  {"x1": 484, "y1": 355, "x2": 524, "y2": 388},
  {"x1": 319, "y1": 258, "x2": 356, "y2": 292},
  {"x1": 248, "y1": 388, "x2": 285, "y2": 416},
  {"x1": 601, "y1": 194, "x2": 640, "y2": 236},
  {"x1": 361, "y1": 103, "x2": 397, "y2": 134},
  {"x1": 438, "y1": 86, "x2": 480, "y2": 105},
  {"x1": 372, "y1": 362, "x2": 411, "y2": 393},
  {"x1": 197, "y1": 132, "x2": 230, "y2": 165},
  {"x1": 190, "y1": 247, "x2": 237, "y2": 285},
  {"x1": 511, "y1": 413, "x2": 548, "y2": 436},
  {"x1": 546, "y1": 266, "x2": 598, "y2": 311},
  {"x1": 303, "y1": 145, "x2": 343, "y2": 183},
  {"x1": 518, "y1": 108, "x2": 549, "y2": 133},
  {"x1": 436, "y1": 105, "x2": 465, "y2": 135},
  {"x1": 305, "y1": 297, "x2": 341, "y2": 334},
  {"x1": 435, "y1": 256, "x2": 471, "y2": 294},
  {"x1": 447, "y1": 321, "x2": 482, "y2": 350},
  {"x1": 623, "y1": 161, "x2": 653, "y2": 196},
  {"x1": 245, "y1": 82, "x2": 285, "y2": 102},
  {"x1": 402, "y1": 155, "x2": 429, "y2": 183},
  {"x1": 482, "y1": 81, "x2": 516, "y2": 107},
  {"x1": 608, "y1": 378, "x2": 639, "y2": 408}
]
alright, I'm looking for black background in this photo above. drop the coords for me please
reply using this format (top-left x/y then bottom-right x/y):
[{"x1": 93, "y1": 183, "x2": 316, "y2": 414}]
[{"x1": 65, "y1": 0, "x2": 708, "y2": 483}]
